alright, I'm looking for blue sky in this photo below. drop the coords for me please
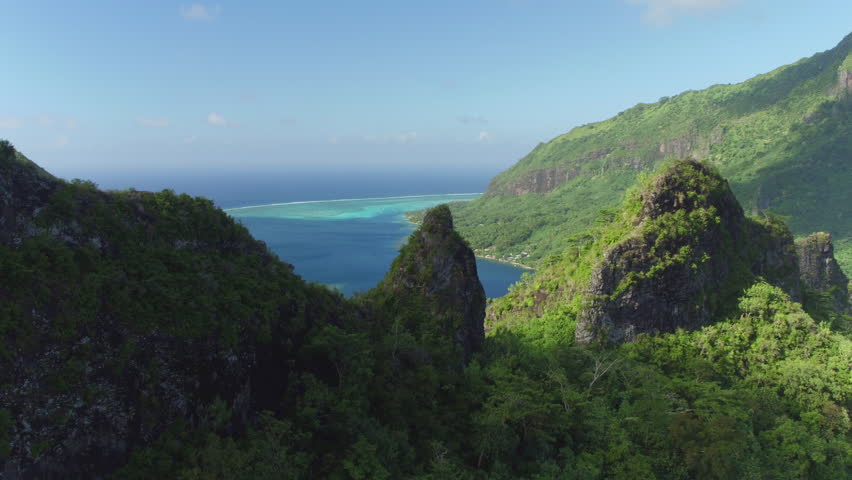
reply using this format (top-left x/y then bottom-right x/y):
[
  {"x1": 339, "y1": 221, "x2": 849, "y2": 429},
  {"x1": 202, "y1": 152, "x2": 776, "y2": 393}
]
[{"x1": 1, "y1": 0, "x2": 850, "y2": 187}]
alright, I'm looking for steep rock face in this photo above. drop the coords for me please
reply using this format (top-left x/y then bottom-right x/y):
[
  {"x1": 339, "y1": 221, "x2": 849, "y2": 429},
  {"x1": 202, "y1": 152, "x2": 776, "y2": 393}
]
[
  {"x1": 837, "y1": 48, "x2": 852, "y2": 95},
  {"x1": 487, "y1": 130, "x2": 726, "y2": 198},
  {"x1": 0, "y1": 143, "x2": 349, "y2": 479},
  {"x1": 488, "y1": 149, "x2": 612, "y2": 196},
  {"x1": 576, "y1": 160, "x2": 801, "y2": 345},
  {"x1": 797, "y1": 232, "x2": 850, "y2": 312},
  {"x1": 658, "y1": 127, "x2": 725, "y2": 161},
  {"x1": 489, "y1": 167, "x2": 574, "y2": 196},
  {"x1": 840, "y1": 70, "x2": 852, "y2": 95},
  {"x1": 377, "y1": 205, "x2": 485, "y2": 361}
]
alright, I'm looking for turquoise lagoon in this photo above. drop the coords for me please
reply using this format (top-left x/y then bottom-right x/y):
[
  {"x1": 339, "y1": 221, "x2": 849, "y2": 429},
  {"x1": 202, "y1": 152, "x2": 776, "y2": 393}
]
[
  {"x1": 226, "y1": 193, "x2": 480, "y2": 220},
  {"x1": 226, "y1": 194, "x2": 527, "y2": 297}
]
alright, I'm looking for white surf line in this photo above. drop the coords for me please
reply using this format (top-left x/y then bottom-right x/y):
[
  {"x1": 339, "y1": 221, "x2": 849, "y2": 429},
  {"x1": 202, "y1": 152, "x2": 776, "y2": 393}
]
[{"x1": 223, "y1": 193, "x2": 483, "y2": 212}]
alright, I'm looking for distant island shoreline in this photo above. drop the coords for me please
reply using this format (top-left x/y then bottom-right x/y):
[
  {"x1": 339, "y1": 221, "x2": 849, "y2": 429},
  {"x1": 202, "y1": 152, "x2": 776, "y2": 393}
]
[
  {"x1": 222, "y1": 193, "x2": 534, "y2": 270},
  {"x1": 403, "y1": 214, "x2": 535, "y2": 270},
  {"x1": 222, "y1": 192, "x2": 484, "y2": 213},
  {"x1": 474, "y1": 253, "x2": 535, "y2": 270}
]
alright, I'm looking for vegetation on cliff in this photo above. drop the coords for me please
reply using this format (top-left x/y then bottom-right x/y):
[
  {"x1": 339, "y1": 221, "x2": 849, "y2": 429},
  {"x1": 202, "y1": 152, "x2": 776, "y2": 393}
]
[
  {"x1": 368, "y1": 204, "x2": 486, "y2": 364},
  {"x1": 487, "y1": 161, "x2": 799, "y2": 337},
  {"x1": 449, "y1": 32, "x2": 852, "y2": 271},
  {"x1": 1, "y1": 142, "x2": 850, "y2": 479}
]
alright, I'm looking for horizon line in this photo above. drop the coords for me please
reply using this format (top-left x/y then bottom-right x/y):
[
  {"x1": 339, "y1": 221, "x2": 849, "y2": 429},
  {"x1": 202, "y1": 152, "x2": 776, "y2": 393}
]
[{"x1": 223, "y1": 192, "x2": 483, "y2": 212}]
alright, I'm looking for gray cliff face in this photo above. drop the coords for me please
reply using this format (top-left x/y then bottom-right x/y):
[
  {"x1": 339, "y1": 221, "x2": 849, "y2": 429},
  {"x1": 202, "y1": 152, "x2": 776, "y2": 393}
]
[
  {"x1": 838, "y1": 70, "x2": 852, "y2": 96},
  {"x1": 488, "y1": 129, "x2": 726, "y2": 198},
  {"x1": 492, "y1": 167, "x2": 575, "y2": 196},
  {"x1": 751, "y1": 224, "x2": 802, "y2": 301},
  {"x1": 796, "y1": 232, "x2": 850, "y2": 312},
  {"x1": 379, "y1": 205, "x2": 486, "y2": 361},
  {"x1": 575, "y1": 160, "x2": 801, "y2": 345},
  {"x1": 658, "y1": 127, "x2": 725, "y2": 161}
]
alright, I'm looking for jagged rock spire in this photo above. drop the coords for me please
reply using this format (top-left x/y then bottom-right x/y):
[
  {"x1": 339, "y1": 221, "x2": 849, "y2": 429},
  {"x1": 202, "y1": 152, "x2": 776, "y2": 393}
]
[{"x1": 377, "y1": 204, "x2": 486, "y2": 362}]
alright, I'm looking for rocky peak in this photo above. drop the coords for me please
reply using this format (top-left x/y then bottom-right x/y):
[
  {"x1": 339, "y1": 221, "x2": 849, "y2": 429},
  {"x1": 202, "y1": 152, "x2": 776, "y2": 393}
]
[
  {"x1": 576, "y1": 160, "x2": 800, "y2": 345},
  {"x1": 639, "y1": 160, "x2": 742, "y2": 222},
  {"x1": 378, "y1": 205, "x2": 485, "y2": 362},
  {"x1": 796, "y1": 232, "x2": 850, "y2": 312},
  {"x1": 422, "y1": 202, "x2": 454, "y2": 231}
]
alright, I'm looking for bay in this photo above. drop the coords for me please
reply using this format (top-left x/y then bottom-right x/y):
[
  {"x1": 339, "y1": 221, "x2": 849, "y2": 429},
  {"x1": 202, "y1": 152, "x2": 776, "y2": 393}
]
[{"x1": 227, "y1": 194, "x2": 528, "y2": 298}]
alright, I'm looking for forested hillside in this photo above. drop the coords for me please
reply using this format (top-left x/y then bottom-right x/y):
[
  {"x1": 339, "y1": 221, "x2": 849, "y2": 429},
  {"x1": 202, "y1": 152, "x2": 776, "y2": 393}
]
[
  {"x1": 1, "y1": 142, "x2": 850, "y2": 479},
  {"x1": 450, "y1": 32, "x2": 852, "y2": 270}
]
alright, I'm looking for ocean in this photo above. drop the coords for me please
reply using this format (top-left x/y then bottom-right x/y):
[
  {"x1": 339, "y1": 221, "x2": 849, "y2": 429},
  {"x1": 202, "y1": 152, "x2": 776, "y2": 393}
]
[
  {"x1": 91, "y1": 170, "x2": 528, "y2": 298},
  {"x1": 226, "y1": 194, "x2": 528, "y2": 298}
]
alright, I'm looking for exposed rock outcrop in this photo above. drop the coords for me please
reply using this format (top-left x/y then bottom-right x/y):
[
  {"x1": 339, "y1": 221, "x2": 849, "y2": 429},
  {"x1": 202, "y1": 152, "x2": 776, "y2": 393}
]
[
  {"x1": 658, "y1": 127, "x2": 724, "y2": 161},
  {"x1": 377, "y1": 205, "x2": 486, "y2": 362},
  {"x1": 796, "y1": 232, "x2": 850, "y2": 312},
  {"x1": 488, "y1": 166, "x2": 577, "y2": 196},
  {"x1": 838, "y1": 69, "x2": 852, "y2": 96},
  {"x1": 489, "y1": 127, "x2": 726, "y2": 197},
  {"x1": 576, "y1": 160, "x2": 801, "y2": 345}
]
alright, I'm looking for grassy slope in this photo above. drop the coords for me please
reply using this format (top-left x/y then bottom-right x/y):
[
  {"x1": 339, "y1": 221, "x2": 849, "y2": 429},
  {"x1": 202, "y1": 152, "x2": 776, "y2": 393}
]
[{"x1": 452, "y1": 33, "x2": 852, "y2": 270}]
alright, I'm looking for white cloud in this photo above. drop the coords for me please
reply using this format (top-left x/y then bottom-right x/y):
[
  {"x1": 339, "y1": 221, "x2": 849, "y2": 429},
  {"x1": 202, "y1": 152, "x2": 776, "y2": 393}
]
[
  {"x1": 626, "y1": 0, "x2": 742, "y2": 25},
  {"x1": 328, "y1": 136, "x2": 340, "y2": 145},
  {"x1": 206, "y1": 112, "x2": 232, "y2": 126},
  {"x1": 138, "y1": 117, "x2": 170, "y2": 128},
  {"x1": 0, "y1": 117, "x2": 21, "y2": 129},
  {"x1": 183, "y1": 135, "x2": 198, "y2": 144},
  {"x1": 38, "y1": 116, "x2": 54, "y2": 128},
  {"x1": 180, "y1": 3, "x2": 221, "y2": 21},
  {"x1": 478, "y1": 131, "x2": 492, "y2": 142}
]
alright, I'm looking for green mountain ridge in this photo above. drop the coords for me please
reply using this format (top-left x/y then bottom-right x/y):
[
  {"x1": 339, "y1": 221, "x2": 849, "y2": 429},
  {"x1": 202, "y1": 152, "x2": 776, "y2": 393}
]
[
  {"x1": 450, "y1": 32, "x2": 852, "y2": 270},
  {"x1": 486, "y1": 159, "x2": 849, "y2": 340},
  {"x1": 0, "y1": 139, "x2": 488, "y2": 478},
  {"x1": 1, "y1": 141, "x2": 850, "y2": 478}
]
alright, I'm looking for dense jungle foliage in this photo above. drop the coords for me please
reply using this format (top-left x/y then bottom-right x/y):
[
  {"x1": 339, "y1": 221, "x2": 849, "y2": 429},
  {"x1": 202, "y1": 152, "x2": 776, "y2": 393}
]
[
  {"x1": 2, "y1": 141, "x2": 849, "y2": 479},
  {"x1": 447, "y1": 32, "x2": 852, "y2": 271},
  {"x1": 121, "y1": 282, "x2": 852, "y2": 480}
]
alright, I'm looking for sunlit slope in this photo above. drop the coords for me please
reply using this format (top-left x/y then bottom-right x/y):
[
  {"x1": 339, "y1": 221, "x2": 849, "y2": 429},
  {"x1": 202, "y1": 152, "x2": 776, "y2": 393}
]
[{"x1": 453, "y1": 32, "x2": 852, "y2": 269}]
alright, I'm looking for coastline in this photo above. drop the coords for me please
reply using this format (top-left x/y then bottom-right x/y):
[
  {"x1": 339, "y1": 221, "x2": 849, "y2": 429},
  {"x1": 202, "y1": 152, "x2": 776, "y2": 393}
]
[
  {"x1": 474, "y1": 253, "x2": 535, "y2": 271},
  {"x1": 404, "y1": 211, "x2": 534, "y2": 271},
  {"x1": 224, "y1": 192, "x2": 483, "y2": 212}
]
